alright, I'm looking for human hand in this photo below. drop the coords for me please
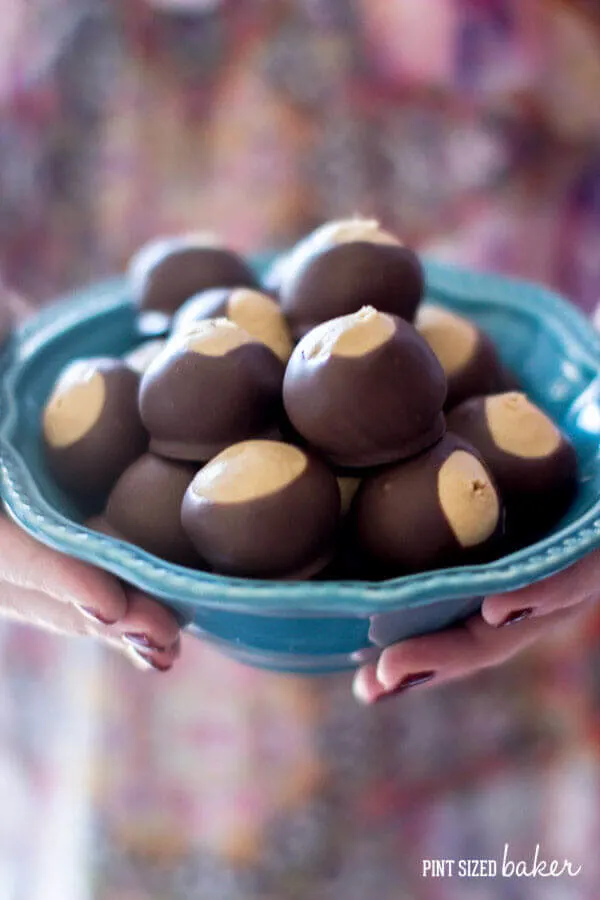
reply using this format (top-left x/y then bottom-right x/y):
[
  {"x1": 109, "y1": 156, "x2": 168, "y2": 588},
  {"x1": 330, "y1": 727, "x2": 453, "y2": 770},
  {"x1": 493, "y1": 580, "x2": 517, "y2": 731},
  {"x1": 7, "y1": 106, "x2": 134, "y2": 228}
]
[
  {"x1": 353, "y1": 549, "x2": 600, "y2": 704},
  {"x1": 0, "y1": 516, "x2": 182, "y2": 672},
  {"x1": 0, "y1": 290, "x2": 181, "y2": 671}
]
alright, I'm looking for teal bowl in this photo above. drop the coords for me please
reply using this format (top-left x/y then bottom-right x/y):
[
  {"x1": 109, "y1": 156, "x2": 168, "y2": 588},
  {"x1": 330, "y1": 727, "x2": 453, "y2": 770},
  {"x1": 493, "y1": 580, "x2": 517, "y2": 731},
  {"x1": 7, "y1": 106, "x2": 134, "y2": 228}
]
[{"x1": 2, "y1": 258, "x2": 600, "y2": 674}]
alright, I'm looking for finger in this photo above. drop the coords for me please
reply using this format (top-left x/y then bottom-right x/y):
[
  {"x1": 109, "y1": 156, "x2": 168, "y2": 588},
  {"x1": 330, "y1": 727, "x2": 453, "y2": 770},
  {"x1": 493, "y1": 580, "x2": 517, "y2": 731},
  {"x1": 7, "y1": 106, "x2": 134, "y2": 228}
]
[
  {"x1": 376, "y1": 602, "x2": 587, "y2": 696},
  {"x1": 117, "y1": 590, "x2": 181, "y2": 655},
  {"x1": 123, "y1": 637, "x2": 181, "y2": 673},
  {"x1": 0, "y1": 583, "x2": 181, "y2": 672},
  {"x1": 99, "y1": 590, "x2": 183, "y2": 671},
  {"x1": 0, "y1": 584, "x2": 130, "y2": 650},
  {"x1": 482, "y1": 548, "x2": 600, "y2": 627},
  {"x1": 352, "y1": 663, "x2": 386, "y2": 705},
  {"x1": 0, "y1": 518, "x2": 128, "y2": 623},
  {"x1": 0, "y1": 584, "x2": 97, "y2": 635},
  {"x1": 43, "y1": 595, "x2": 182, "y2": 673}
]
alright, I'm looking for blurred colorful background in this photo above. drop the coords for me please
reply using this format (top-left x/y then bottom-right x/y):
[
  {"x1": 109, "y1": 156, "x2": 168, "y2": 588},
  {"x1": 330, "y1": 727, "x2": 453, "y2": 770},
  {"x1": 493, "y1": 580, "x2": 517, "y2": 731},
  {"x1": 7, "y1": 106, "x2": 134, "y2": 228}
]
[{"x1": 1, "y1": 1, "x2": 600, "y2": 898}]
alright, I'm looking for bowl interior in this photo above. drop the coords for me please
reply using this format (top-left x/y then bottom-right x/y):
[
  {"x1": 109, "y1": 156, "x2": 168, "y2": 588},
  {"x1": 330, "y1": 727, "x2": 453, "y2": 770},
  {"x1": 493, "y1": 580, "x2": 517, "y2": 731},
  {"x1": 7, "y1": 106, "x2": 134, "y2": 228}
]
[
  {"x1": 2, "y1": 260, "x2": 600, "y2": 635},
  {"x1": 5, "y1": 263, "x2": 600, "y2": 671},
  {"x1": 14, "y1": 272, "x2": 600, "y2": 538}
]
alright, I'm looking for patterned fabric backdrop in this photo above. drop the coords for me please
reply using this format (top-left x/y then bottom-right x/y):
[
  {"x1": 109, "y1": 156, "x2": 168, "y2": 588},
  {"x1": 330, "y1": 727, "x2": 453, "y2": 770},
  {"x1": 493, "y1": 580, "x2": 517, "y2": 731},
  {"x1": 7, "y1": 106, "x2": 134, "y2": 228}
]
[{"x1": 1, "y1": 1, "x2": 600, "y2": 898}]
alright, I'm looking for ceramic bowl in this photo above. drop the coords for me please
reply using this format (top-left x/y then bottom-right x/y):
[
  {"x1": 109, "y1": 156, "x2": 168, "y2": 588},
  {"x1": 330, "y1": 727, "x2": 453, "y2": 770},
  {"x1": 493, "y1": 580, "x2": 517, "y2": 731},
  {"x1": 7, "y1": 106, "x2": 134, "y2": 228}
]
[{"x1": 2, "y1": 258, "x2": 600, "y2": 673}]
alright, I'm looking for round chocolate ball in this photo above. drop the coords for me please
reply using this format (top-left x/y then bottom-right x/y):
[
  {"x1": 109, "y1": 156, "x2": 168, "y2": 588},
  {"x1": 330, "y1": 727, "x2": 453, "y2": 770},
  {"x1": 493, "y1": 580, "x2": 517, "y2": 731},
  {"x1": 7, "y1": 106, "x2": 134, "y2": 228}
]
[
  {"x1": 125, "y1": 339, "x2": 167, "y2": 375},
  {"x1": 139, "y1": 319, "x2": 285, "y2": 462},
  {"x1": 416, "y1": 305, "x2": 506, "y2": 410},
  {"x1": 104, "y1": 454, "x2": 201, "y2": 566},
  {"x1": 181, "y1": 440, "x2": 341, "y2": 579},
  {"x1": 447, "y1": 392, "x2": 578, "y2": 545},
  {"x1": 43, "y1": 359, "x2": 148, "y2": 506},
  {"x1": 354, "y1": 433, "x2": 503, "y2": 574},
  {"x1": 129, "y1": 234, "x2": 259, "y2": 317},
  {"x1": 283, "y1": 306, "x2": 447, "y2": 468},
  {"x1": 280, "y1": 218, "x2": 424, "y2": 338},
  {"x1": 172, "y1": 287, "x2": 293, "y2": 362}
]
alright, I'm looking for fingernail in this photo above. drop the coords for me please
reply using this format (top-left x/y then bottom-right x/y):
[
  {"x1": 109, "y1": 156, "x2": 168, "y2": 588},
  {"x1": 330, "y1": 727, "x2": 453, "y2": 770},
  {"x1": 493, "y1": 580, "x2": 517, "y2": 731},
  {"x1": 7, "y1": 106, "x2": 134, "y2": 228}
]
[
  {"x1": 498, "y1": 607, "x2": 534, "y2": 628},
  {"x1": 122, "y1": 633, "x2": 167, "y2": 654},
  {"x1": 375, "y1": 670, "x2": 436, "y2": 701},
  {"x1": 127, "y1": 647, "x2": 173, "y2": 673},
  {"x1": 75, "y1": 605, "x2": 118, "y2": 626}
]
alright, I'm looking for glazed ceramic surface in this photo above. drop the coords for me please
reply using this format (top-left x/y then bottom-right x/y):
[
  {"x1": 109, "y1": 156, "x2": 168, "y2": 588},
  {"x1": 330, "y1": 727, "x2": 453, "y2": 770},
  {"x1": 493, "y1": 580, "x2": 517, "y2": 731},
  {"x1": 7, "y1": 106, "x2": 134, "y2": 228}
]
[{"x1": 2, "y1": 258, "x2": 600, "y2": 673}]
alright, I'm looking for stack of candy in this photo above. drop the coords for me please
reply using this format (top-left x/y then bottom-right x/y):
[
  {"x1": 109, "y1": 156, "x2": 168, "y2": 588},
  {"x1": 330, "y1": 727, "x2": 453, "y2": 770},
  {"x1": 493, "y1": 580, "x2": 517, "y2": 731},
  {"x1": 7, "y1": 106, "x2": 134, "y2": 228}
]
[{"x1": 41, "y1": 220, "x2": 578, "y2": 580}]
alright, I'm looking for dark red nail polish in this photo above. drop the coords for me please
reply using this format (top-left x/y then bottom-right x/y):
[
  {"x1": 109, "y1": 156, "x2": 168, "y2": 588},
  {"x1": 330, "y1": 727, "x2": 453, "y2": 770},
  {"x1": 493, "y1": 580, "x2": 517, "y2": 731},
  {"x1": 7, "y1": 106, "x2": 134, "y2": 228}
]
[
  {"x1": 75, "y1": 605, "x2": 118, "y2": 626},
  {"x1": 150, "y1": 660, "x2": 173, "y2": 673},
  {"x1": 375, "y1": 670, "x2": 436, "y2": 701},
  {"x1": 122, "y1": 633, "x2": 166, "y2": 653},
  {"x1": 498, "y1": 607, "x2": 533, "y2": 628}
]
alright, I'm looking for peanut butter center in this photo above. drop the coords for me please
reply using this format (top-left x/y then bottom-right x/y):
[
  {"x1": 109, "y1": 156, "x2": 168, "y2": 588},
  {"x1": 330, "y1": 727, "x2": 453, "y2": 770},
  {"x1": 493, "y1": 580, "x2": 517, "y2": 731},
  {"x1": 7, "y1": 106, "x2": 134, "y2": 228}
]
[
  {"x1": 191, "y1": 440, "x2": 308, "y2": 504},
  {"x1": 44, "y1": 363, "x2": 106, "y2": 448},
  {"x1": 438, "y1": 450, "x2": 500, "y2": 548},
  {"x1": 178, "y1": 318, "x2": 255, "y2": 357},
  {"x1": 302, "y1": 306, "x2": 395, "y2": 361},
  {"x1": 485, "y1": 393, "x2": 561, "y2": 459},
  {"x1": 228, "y1": 289, "x2": 293, "y2": 362},
  {"x1": 417, "y1": 305, "x2": 478, "y2": 376}
]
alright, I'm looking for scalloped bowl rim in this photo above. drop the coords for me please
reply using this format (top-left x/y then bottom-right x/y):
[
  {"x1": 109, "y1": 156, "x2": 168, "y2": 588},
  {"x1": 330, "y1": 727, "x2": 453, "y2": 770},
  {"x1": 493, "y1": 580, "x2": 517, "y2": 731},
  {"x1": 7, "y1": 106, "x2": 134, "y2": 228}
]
[{"x1": 2, "y1": 261, "x2": 600, "y2": 615}]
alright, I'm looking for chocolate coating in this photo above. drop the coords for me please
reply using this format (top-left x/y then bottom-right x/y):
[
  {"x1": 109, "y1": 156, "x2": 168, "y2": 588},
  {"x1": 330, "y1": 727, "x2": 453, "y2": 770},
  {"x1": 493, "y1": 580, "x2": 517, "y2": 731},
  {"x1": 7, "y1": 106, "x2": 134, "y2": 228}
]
[
  {"x1": 130, "y1": 235, "x2": 259, "y2": 316},
  {"x1": 139, "y1": 320, "x2": 285, "y2": 462},
  {"x1": 416, "y1": 305, "x2": 506, "y2": 410},
  {"x1": 43, "y1": 359, "x2": 148, "y2": 507},
  {"x1": 354, "y1": 433, "x2": 504, "y2": 574},
  {"x1": 317, "y1": 546, "x2": 374, "y2": 582},
  {"x1": 283, "y1": 307, "x2": 447, "y2": 468},
  {"x1": 172, "y1": 287, "x2": 293, "y2": 361},
  {"x1": 104, "y1": 454, "x2": 201, "y2": 566},
  {"x1": 85, "y1": 515, "x2": 121, "y2": 539},
  {"x1": 181, "y1": 440, "x2": 341, "y2": 578},
  {"x1": 280, "y1": 234, "x2": 423, "y2": 339},
  {"x1": 447, "y1": 393, "x2": 578, "y2": 546}
]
